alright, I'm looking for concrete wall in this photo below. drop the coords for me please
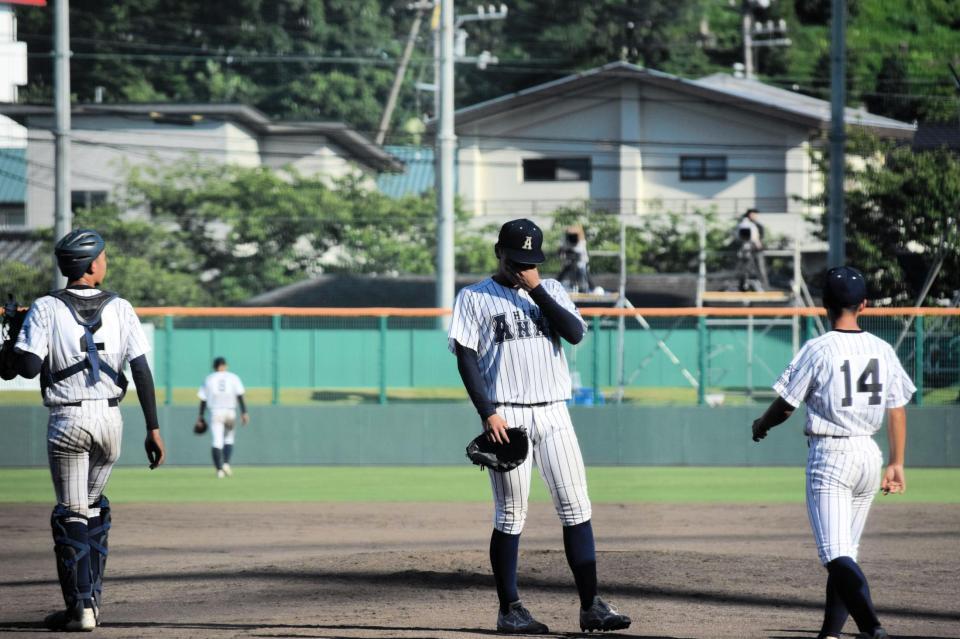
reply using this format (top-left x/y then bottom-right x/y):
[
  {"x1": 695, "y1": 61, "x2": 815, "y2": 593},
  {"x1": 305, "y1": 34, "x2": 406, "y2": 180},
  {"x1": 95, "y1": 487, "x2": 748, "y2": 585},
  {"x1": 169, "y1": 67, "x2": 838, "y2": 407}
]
[
  {"x1": 1, "y1": 405, "x2": 956, "y2": 467},
  {"x1": 25, "y1": 115, "x2": 259, "y2": 228}
]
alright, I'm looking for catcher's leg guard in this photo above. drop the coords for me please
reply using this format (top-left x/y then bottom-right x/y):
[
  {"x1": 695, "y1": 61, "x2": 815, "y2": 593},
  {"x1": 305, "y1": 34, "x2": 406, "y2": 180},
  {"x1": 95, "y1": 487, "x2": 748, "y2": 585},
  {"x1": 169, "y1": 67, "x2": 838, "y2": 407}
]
[
  {"x1": 51, "y1": 505, "x2": 93, "y2": 614},
  {"x1": 87, "y1": 495, "x2": 111, "y2": 613}
]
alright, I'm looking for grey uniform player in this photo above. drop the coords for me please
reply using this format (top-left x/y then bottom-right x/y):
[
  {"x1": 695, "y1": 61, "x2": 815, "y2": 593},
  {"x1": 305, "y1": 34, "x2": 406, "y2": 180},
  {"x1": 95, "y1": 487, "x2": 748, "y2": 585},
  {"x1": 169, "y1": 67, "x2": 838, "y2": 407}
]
[
  {"x1": 751, "y1": 267, "x2": 914, "y2": 639},
  {"x1": 448, "y1": 219, "x2": 631, "y2": 634},
  {"x1": 197, "y1": 356, "x2": 248, "y2": 478},
  {"x1": 9, "y1": 230, "x2": 166, "y2": 631}
]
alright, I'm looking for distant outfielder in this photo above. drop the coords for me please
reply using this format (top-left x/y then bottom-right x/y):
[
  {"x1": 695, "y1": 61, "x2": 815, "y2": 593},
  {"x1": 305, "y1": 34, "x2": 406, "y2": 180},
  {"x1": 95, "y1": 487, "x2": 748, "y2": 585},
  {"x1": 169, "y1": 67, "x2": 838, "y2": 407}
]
[
  {"x1": 197, "y1": 356, "x2": 248, "y2": 478},
  {"x1": 1, "y1": 229, "x2": 166, "y2": 631},
  {"x1": 448, "y1": 218, "x2": 631, "y2": 634},
  {"x1": 751, "y1": 266, "x2": 914, "y2": 639}
]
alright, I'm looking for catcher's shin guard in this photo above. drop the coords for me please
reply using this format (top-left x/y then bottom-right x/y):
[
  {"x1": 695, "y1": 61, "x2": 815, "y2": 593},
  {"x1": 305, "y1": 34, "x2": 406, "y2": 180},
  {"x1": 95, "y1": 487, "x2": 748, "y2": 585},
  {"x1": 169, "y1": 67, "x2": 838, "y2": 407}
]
[
  {"x1": 87, "y1": 495, "x2": 111, "y2": 611},
  {"x1": 51, "y1": 506, "x2": 93, "y2": 612}
]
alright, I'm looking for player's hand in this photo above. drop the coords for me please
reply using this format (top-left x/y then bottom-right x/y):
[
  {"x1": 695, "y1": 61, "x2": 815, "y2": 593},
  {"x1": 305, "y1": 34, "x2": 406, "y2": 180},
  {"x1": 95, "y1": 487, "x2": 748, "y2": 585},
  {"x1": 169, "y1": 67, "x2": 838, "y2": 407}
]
[
  {"x1": 751, "y1": 418, "x2": 769, "y2": 442},
  {"x1": 506, "y1": 262, "x2": 541, "y2": 292},
  {"x1": 144, "y1": 429, "x2": 166, "y2": 469},
  {"x1": 484, "y1": 413, "x2": 510, "y2": 444},
  {"x1": 881, "y1": 464, "x2": 905, "y2": 495},
  {"x1": 241, "y1": 412, "x2": 249, "y2": 426}
]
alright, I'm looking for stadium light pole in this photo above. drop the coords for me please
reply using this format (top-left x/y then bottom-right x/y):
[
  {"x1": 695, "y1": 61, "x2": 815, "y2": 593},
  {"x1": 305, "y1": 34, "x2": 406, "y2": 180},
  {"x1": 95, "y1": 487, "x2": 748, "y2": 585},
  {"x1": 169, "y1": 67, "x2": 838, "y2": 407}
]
[
  {"x1": 53, "y1": 0, "x2": 71, "y2": 288},
  {"x1": 827, "y1": 0, "x2": 846, "y2": 268}
]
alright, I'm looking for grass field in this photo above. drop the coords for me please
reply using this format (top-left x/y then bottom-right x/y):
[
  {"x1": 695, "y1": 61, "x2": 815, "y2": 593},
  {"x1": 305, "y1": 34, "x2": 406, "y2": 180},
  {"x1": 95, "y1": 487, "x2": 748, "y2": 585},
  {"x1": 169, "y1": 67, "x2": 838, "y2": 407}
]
[{"x1": 2, "y1": 466, "x2": 958, "y2": 504}]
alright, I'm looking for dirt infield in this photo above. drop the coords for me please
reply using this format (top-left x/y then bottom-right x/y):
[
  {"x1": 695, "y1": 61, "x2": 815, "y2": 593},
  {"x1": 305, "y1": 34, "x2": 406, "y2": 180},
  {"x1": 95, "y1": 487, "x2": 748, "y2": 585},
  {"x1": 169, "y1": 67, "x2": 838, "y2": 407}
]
[{"x1": 1, "y1": 501, "x2": 957, "y2": 639}]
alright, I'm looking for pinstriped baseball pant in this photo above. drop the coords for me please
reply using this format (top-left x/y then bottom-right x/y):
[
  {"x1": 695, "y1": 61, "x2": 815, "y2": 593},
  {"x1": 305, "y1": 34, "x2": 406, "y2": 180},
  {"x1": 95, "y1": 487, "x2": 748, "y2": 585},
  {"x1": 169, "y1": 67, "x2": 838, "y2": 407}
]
[
  {"x1": 47, "y1": 400, "x2": 123, "y2": 521},
  {"x1": 489, "y1": 401, "x2": 591, "y2": 535},
  {"x1": 806, "y1": 435, "x2": 882, "y2": 565}
]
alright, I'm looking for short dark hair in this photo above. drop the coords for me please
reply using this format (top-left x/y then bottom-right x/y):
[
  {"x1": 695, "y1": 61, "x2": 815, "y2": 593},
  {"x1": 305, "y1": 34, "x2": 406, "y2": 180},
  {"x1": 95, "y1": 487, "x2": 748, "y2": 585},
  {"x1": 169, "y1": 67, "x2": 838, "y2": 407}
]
[
  {"x1": 743, "y1": 208, "x2": 758, "y2": 217},
  {"x1": 213, "y1": 357, "x2": 227, "y2": 369}
]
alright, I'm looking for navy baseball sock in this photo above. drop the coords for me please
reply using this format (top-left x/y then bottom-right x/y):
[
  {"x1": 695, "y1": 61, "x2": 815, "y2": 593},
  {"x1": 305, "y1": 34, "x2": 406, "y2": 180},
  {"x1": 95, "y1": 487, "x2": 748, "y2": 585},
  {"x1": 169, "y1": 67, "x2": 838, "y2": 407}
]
[
  {"x1": 223, "y1": 444, "x2": 233, "y2": 464},
  {"x1": 211, "y1": 447, "x2": 223, "y2": 470},
  {"x1": 818, "y1": 573, "x2": 849, "y2": 638},
  {"x1": 490, "y1": 529, "x2": 520, "y2": 613},
  {"x1": 562, "y1": 520, "x2": 598, "y2": 609},
  {"x1": 826, "y1": 557, "x2": 880, "y2": 634}
]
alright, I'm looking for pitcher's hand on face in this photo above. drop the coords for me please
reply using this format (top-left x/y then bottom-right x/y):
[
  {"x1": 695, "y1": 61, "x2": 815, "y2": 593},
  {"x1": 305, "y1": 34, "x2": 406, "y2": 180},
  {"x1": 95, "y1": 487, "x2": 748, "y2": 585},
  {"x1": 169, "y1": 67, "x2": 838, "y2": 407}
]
[
  {"x1": 506, "y1": 261, "x2": 541, "y2": 292},
  {"x1": 484, "y1": 413, "x2": 511, "y2": 444}
]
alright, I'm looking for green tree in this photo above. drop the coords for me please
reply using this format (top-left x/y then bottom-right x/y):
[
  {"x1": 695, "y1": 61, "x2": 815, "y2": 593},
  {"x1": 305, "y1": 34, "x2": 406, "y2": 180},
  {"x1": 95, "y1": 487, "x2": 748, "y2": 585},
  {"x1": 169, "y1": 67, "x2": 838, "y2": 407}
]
[{"x1": 812, "y1": 135, "x2": 960, "y2": 303}]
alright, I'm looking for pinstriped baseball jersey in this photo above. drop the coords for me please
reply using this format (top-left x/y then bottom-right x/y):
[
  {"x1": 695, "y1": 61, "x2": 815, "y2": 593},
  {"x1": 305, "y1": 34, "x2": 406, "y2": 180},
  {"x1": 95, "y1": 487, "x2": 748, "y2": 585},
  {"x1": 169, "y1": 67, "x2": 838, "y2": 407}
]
[
  {"x1": 198, "y1": 371, "x2": 245, "y2": 411},
  {"x1": 16, "y1": 290, "x2": 150, "y2": 406},
  {"x1": 773, "y1": 330, "x2": 915, "y2": 437},
  {"x1": 447, "y1": 278, "x2": 585, "y2": 404}
]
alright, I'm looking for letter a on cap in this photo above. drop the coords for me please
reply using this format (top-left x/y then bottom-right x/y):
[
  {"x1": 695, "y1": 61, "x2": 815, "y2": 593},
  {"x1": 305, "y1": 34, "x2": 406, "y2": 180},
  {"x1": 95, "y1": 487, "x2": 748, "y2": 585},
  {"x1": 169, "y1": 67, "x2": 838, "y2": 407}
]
[{"x1": 522, "y1": 236, "x2": 532, "y2": 250}]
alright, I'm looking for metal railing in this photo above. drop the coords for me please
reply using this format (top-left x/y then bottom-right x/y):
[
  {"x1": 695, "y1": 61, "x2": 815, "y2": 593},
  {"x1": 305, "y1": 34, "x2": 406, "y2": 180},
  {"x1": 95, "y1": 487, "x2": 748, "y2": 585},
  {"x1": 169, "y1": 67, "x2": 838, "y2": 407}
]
[{"x1": 123, "y1": 306, "x2": 959, "y2": 407}]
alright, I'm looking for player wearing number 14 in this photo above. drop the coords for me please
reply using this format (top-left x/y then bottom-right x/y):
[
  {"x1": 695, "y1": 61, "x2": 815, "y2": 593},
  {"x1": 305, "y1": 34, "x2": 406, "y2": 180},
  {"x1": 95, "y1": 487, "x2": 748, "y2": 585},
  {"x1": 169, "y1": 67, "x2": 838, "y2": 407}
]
[{"x1": 751, "y1": 266, "x2": 915, "y2": 639}]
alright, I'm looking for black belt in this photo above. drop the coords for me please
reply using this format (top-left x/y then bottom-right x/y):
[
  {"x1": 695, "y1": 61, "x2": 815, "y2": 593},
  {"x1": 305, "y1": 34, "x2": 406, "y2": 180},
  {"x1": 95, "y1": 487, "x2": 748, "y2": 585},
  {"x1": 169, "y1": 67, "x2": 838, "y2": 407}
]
[
  {"x1": 496, "y1": 401, "x2": 553, "y2": 408},
  {"x1": 61, "y1": 398, "x2": 120, "y2": 408}
]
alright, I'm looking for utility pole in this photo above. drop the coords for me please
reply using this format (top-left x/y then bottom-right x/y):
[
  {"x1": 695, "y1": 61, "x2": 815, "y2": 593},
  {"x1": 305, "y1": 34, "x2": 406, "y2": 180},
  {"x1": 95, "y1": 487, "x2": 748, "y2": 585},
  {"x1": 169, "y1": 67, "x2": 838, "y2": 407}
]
[
  {"x1": 740, "y1": 0, "x2": 790, "y2": 80},
  {"x1": 827, "y1": 0, "x2": 846, "y2": 268},
  {"x1": 376, "y1": 3, "x2": 429, "y2": 146},
  {"x1": 435, "y1": 0, "x2": 456, "y2": 314},
  {"x1": 53, "y1": 0, "x2": 71, "y2": 288},
  {"x1": 434, "y1": 3, "x2": 508, "y2": 314}
]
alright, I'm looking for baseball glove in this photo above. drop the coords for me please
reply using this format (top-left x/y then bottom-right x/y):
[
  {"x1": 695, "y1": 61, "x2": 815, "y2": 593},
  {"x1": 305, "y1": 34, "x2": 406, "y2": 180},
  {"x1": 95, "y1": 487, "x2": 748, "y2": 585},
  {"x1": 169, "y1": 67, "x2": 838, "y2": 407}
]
[
  {"x1": 193, "y1": 417, "x2": 208, "y2": 435},
  {"x1": 466, "y1": 427, "x2": 529, "y2": 472},
  {"x1": 0, "y1": 296, "x2": 28, "y2": 381}
]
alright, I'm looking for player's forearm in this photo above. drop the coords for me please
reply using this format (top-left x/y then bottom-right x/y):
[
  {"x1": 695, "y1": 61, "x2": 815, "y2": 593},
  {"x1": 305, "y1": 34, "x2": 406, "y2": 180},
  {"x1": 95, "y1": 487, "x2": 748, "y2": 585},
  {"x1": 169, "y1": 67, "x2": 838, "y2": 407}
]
[
  {"x1": 886, "y1": 406, "x2": 906, "y2": 466},
  {"x1": 759, "y1": 396, "x2": 795, "y2": 430},
  {"x1": 129, "y1": 355, "x2": 160, "y2": 431},
  {"x1": 528, "y1": 285, "x2": 584, "y2": 344},
  {"x1": 9, "y1": 349, "x2": 43, "y2": 378},
  {"x1": 237, "y1": 395, "x2": 246, "y2": 414},
  {"x1": 198, "y1": 400, "x2": 206, "y2": 418},
  {"x1": 455, "y1": 343, "x2": 497, "y2": 420}
]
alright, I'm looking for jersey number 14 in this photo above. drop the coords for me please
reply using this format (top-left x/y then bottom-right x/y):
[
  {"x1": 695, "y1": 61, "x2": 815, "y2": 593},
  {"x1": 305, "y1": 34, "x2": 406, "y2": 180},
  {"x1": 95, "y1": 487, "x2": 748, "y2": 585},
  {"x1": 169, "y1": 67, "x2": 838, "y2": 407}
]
[{"x1": 839, "y1": 358, "x2": 883, "y2": 407}]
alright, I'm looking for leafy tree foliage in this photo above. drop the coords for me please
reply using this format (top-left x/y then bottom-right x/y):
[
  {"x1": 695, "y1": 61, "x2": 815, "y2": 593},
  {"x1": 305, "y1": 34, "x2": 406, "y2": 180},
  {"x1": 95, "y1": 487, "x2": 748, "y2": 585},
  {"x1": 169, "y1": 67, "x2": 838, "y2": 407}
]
[{"x1": 811, "y1": 135, "x2": 960, "y2": 303}]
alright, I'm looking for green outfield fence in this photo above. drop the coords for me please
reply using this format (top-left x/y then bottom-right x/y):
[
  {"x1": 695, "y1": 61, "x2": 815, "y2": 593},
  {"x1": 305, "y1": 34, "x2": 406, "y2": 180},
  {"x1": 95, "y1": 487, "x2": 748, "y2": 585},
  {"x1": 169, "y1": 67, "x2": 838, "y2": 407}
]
[{"x1": 124, "y1": 306, "x2": 960, "y2": 407}]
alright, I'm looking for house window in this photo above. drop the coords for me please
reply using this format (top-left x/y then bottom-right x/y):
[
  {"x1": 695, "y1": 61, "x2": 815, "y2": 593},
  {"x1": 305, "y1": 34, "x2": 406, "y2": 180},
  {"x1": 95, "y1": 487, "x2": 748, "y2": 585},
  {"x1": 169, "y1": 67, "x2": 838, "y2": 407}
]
[
  {"x1": 680, "y1": 156, "x2": 727, "y2": 181},
  {"x1": 523, "y1": 158, "x2": 591, "y2": 182},
  {"x1": 0, "y1": 204, "x2": 25, "y2": 227},
  {"x1": 71, "y1": 190, "x2": 108, "y2": 211}
]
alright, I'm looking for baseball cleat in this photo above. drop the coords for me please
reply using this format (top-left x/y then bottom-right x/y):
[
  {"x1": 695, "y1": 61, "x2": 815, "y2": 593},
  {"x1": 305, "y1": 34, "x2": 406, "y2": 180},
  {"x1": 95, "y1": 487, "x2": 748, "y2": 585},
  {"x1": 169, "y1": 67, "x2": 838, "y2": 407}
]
[
  {"x1": 496, "y1": 600, "x2": 550, "y2": 634},
  {"x1": 44, "y1": 607, "x2": 96, "y2": 632},
  {"x1": 222, "y1": 463, "x2": 232, "y2": 477},
  {"x1": 216, "y1": 469, "x2": 225, "y2": 479},
  {"x1": 579, "y1": 596, "x2": 631, "y2": 632}
]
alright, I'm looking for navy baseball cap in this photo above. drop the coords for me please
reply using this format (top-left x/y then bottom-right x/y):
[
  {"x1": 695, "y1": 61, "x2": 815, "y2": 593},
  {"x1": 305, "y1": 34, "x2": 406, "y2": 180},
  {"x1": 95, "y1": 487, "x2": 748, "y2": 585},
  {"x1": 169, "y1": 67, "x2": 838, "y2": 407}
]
[
  {"x1": 823, "y1": 266, "x2": 867, "y2": 308},
  {"x1": 497, "y1": 218, "x2": 545, "y2": 264}
]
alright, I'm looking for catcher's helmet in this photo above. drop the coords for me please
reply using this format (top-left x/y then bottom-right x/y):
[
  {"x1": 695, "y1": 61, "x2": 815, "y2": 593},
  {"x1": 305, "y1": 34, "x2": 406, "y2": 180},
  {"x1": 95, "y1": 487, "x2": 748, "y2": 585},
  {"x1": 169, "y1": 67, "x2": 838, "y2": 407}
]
[{"x1": 55, "y1": 229, "x2": 105, "y2": 280}]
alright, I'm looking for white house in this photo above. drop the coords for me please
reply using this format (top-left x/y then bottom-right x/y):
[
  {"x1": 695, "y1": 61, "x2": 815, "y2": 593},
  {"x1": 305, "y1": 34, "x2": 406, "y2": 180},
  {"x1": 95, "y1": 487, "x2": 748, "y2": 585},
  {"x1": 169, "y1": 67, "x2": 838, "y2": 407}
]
[
  {"x1": 0, "y1": 103, "x2": 402, "y2": 229},
  {"x1": 446, "y1": 61, "x2": 915, "y2": 243}
]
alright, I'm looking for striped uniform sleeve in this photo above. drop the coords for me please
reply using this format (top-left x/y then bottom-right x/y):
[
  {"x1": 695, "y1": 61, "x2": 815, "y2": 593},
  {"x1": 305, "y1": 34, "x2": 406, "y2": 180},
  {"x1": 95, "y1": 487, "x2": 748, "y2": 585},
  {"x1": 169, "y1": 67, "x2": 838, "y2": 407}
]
[
  {"x1": 884, "y1": 344, "x2": 916, "y2": 408},
  {"x1": 14, "y1": 299, "x2": 49, "y2": 359},
  {"x1": 772, "y1": 342, "x2": 818, "y2": 408},
  {"x1": 121, "y1": 300, "x2": 151, "y2": 362},
  {"x1": 447, "y1": 288, "x2": 480, "y2": 354},
  {"x1": 543, "y1": 279, "x2": 587, "y2": 330}
]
